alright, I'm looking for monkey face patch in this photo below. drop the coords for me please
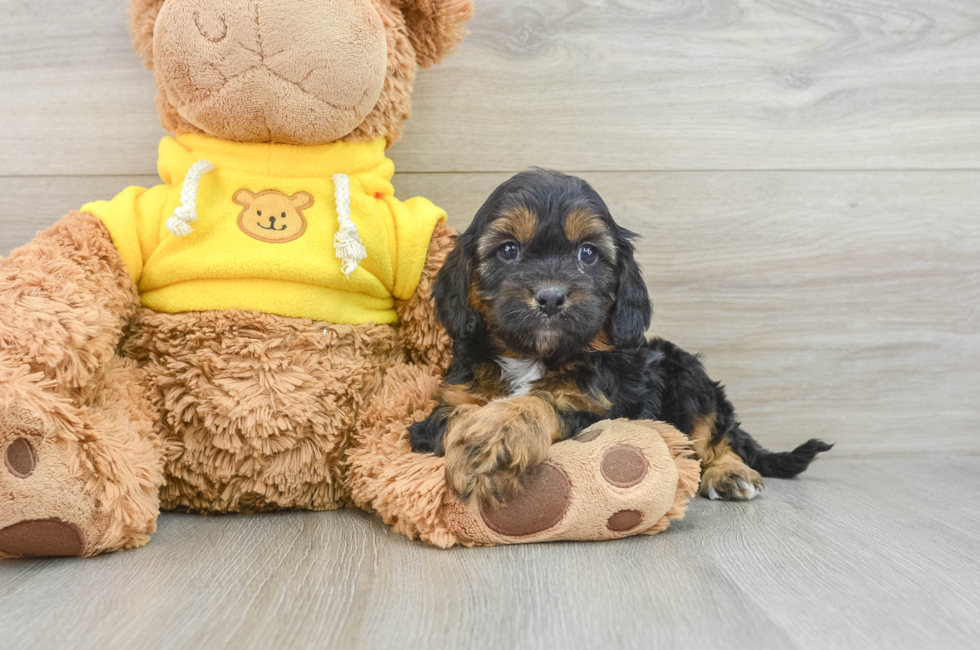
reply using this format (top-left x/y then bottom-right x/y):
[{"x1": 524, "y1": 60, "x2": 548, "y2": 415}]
[{"x1": 233, "y1": 189, "x2": 314, "y2": 243}]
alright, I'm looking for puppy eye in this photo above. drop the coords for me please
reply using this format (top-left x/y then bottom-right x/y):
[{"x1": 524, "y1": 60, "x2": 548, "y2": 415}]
[
  {"x1": 498, "y1": 242, "x2": 521, "y2": 262},
  {"x1": 578, "y1": 245, "x2": 598, "y2": 264}
]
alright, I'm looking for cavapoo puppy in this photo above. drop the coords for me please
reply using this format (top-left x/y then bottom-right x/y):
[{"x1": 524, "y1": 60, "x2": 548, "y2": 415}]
[{"x1": 410, "y1": 168, "x2": 831, "y2": 505}]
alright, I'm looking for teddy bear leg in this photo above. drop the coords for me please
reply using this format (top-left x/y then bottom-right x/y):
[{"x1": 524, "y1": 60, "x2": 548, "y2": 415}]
[
  {"x1": 0, "y1": 211, "x2": 161, "y2": 558},
  {"x1": 441, "y1": 419, "x2": 701, "y2": 545},
  {"x1": 0, "y1": 359, "x2": 164, "y2": 558},
  {"x1": 350, "y1": 364, "x2": 701, "y2": 547}
]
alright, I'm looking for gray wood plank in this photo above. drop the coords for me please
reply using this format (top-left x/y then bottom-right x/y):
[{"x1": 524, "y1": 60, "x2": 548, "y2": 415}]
[
  {"x1": 694, "y1": 459, "x2": 980, "y2": 649},
  {"x1": 1, "y1": 458, "x2": 978, "y2": 650},
  {"x1": 3, "y1": 171, "x2": 977, "y2": 456},
  {"x1": 3, "y1": 1, "x2": 980, "y2": 175}
]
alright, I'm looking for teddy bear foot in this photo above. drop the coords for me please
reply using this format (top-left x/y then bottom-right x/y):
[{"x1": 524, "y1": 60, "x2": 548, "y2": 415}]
[
  {"x1": 0, "y1": 404, "x2": 106, "y2": 558},
  {"x1": 443, "y1": 419, "x2": 701, "y2": 545}
]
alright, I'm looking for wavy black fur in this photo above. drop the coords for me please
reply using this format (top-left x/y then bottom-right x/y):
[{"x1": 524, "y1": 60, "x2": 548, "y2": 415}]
[{"x1": 411, "y1": 168, "x2": 831, "y2": 480}]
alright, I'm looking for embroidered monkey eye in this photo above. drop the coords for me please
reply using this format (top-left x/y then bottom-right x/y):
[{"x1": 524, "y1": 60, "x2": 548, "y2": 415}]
[
  {"x1": 257, "y1": 210, "x2": 262, "y2": 216},
  {"x1": 498, "y1": 242, "x2": 521, "y2": 262},
  {"x1": 578, "y1": 245, "x2": 598, "y2": 264},
  {"x1": 281, "y1": 212, "x2": 286, "y2": 218}
]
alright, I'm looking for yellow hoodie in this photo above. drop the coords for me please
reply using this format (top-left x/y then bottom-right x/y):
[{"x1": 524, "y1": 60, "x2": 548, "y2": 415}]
[{"x1": 82, "y1": 135, "x2": 446, "y2": 325}]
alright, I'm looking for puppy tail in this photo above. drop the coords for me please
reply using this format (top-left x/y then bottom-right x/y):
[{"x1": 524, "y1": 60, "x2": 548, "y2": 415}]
[{"x1": 745, "y1": 438, "x2": 834, "y2": 479}]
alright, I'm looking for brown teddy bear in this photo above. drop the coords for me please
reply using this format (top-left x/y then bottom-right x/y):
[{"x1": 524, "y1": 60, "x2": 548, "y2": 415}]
[{"x1": 0, "y1": 0, "x2": 699, "y2": 558}]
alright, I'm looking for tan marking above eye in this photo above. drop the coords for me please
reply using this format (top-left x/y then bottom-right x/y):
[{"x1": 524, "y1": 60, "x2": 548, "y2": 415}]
[
  {"x1": 479, "y1": 207, "x2": 537, "y2": 259},
  {"x1": 564, "y1": 207, "x2": 607, "y2": 242},
  {"x1": 564, "y1": 208, "x2": 618, "y2": 264},
  {"x1": 489, "y1": 206, "x2": 537, "y2": 243}
]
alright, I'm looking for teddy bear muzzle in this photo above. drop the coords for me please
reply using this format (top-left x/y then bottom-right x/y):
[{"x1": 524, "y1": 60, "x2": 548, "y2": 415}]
[{"x1": 152, "y1": 0, "x2": 388, "y2": 145}]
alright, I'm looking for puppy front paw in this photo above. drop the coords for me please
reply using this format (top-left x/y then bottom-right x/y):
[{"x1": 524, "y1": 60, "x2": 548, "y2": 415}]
[
  {"x1": 444, "y1": 399, "x2": 554, "y2": 506},
  {"x1": 700, "y1": 464, "x2": 764, "y2": 501}
]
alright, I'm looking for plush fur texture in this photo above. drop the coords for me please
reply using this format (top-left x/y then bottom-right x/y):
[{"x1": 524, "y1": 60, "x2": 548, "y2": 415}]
[
  {"x1": 151, "y1": 0, "x2": 388, "y2": 145},
  {"x1": 395, "y1": 0, "x2": 474, "y2": 68},
  {"x1": 0, "y1": 360, "x2": 163, "y2": 558},
  {"x1": 0, "y1": 0, "x2": 473, "y2": 557},
  {"x1": 409, "y1": 169, "x2": 833, "y2": 506},
  {"x1": 0, "y1": 214, "x2": 163, "y2": 556},
  {"x1": 0, "y1": 212, "x2": 139, "y2": 392},
  {"x1": 122, "y1": 309, "x2": 405, "y2": 513},
  {"x1": 349, "y1": 363, "x2": 701, "y2": 547},
  {"x1": 129, "y1": 0, "x2": 472, "y2": 146},
  {"x1": 395, "y1": 220, "x2": 455, "y2": 369},
  {"x1": 0, "y1": 212, "x2": 450, "y2": 556}
]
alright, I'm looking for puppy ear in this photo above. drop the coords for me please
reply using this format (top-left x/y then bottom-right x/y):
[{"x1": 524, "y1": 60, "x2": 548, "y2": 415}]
[
  {"x1": 432, "y1": 233, "x2": 479, "y2": 341},
  {"x1": 607, "y1": 228, "x2": 652, "y2": 347},
  {"x1": 395, "y1": 0, "x2": 475, "y2": 68},
  {"x1": 129, "y1": 0, "x2": 167, "y2": 68}
]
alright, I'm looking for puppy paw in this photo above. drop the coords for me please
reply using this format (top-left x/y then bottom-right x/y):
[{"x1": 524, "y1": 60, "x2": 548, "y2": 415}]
[
  {"x1": 444, "y1": 399, "x2": 553, "y2": 506},
  {"x1": 700, "y1": 464, "x2": 764, "y2": 501}
]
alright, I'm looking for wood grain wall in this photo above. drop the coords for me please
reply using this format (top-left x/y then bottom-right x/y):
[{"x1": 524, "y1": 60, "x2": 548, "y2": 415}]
[{"x1": 2, "y1": 0, "x2": 978, "y2": 456}]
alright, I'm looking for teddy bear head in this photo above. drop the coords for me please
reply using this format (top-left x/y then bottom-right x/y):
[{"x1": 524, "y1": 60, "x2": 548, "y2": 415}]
[{"x1": 129, "y1": 0, "x2": 473, "y2": 145}]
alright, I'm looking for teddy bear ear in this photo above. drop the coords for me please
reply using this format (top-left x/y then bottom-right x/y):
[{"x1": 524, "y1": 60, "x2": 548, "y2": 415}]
[
  {"x1": 232, "y1": 189, "x2": 256, "y2": 206},
  {"x1": 290, "y1": 192, "x2": 315, "y2": 210},
  {"x1": 129, "y1": 0, "x2": 168, "y2": 69},
  {"x1": 394, "y1": 0, "x2": 475, "y2": 68}
]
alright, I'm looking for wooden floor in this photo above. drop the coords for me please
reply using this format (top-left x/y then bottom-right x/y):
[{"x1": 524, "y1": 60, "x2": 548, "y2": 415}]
[
  {"x1": 2, "y1": 1, "x2": 979, "y2": 648},
  {"x1": 2, "y1": 459, "x2": 979, "y2": 649}
]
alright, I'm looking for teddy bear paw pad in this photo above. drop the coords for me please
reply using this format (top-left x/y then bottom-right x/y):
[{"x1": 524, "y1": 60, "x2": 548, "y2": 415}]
[
  {"x1": 537, "y1": 419, "x2": 687, "y2": 541},
  {"x1": 4, "y1": 437, "x2": 36, "y2": 478},
  {"x1": 600, "y1": 445, "x2": 648, "y2": 487},
  {"x1": 446, "y1": 419, "x2": 697, "y2": 545},
  {"x1": 0, "y1": 519, "x2": 86, "y2": 557},
  {"x1": 606, "y1": 509, "x2": 643, "y2": 532},
  {"x1": 480, "y1": 462, "x2": 572, "y2": 537},
  {"x1": 1, "y1": 406, "x2": 43, "y2": 481},
  {"x1": 0, "y1": 404, "x2": 99, "y2": 558}
]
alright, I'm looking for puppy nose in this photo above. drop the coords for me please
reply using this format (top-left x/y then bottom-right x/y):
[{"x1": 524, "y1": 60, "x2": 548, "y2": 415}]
[{"x1": 534, "y1": 287, "x2": 567, "y2": 316}]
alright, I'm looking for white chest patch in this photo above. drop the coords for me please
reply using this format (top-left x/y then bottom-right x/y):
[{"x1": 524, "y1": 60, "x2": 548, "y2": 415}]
[{"x1": 496, "y1": 357, "x2": 545, "y2": 397}]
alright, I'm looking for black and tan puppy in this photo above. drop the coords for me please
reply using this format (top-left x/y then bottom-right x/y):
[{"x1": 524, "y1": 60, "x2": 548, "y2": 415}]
[{"x1": 410, "y1": 168, "x2": 832, "y2": 505}]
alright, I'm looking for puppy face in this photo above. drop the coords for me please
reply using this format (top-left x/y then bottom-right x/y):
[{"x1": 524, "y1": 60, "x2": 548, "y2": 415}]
[
  {"x1": 435, "y1": 168, "x2": 652, "y2": 359},
  {"x1": 474, "y1": 203, "x2": 618, "y2": 357}
]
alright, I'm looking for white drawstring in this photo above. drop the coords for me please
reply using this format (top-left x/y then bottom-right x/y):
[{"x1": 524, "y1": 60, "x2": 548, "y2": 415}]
[
  {"x1": 332, "y1": 173, "x2": 367, "y2": 277},
  {"x1": 165, "y1": 164, "x2": 368, "y2": 278},
  {"x1": 166, "y1": 160, "x2": 215, "y2": 236}
]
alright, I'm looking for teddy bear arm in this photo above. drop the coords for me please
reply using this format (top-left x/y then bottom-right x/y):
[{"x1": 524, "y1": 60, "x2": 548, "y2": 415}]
[
  {"x1": 0, "y1": 211, "x2": 139, "y2": 391},
  {"x1": 351, "y1": 362, "x2": 704, "y2": 547},
  {"x1": 395, "y1": 220, "x2": 455, "y2": 371}
]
